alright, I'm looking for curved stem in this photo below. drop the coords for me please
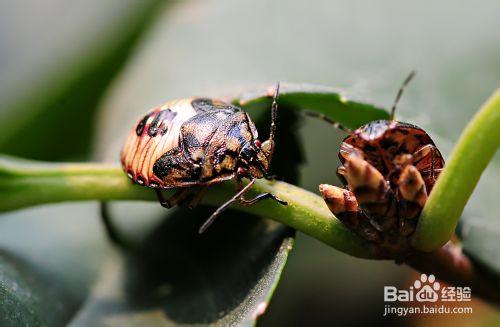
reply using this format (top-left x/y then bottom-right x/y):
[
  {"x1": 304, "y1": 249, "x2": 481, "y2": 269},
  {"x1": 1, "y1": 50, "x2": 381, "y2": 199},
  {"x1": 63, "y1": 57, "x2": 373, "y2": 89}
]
[
  {"x1": 412, "y1": 89, "x2": 500, "y2": 251},
  {"x1": 0, "y1": 155, "x2": 373, "y2": 259},
  {"x1": 1, "y1": 155, "x2": 499, "y2": 303},
  {"x1": 0, "y1": 91, "x2": 498, "y2": 303}
]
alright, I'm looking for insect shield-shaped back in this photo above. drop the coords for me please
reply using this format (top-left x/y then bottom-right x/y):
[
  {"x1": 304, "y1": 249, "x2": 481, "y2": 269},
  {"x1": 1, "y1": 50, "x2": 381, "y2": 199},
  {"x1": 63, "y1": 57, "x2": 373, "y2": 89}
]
[
  {"x1": 120, "y1": 98, "x2": 264, "y2": 187},
  {"x1": 119, "y1": 94, "x2": 286, "y2": 234}
]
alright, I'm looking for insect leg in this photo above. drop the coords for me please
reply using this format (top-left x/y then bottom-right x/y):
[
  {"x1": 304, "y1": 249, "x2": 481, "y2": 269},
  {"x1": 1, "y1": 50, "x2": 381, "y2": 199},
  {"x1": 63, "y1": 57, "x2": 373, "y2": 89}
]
[
  {"x1": 336, "y1": 165, "x2": 348, "y2": 186},
  {"x1": 99, "y1": 202, "x2": 131, "y2": 249},
  {"x1": 304, "y1": 111, "x2": 352, "y2": 133},
  {"x1": 198, "y1": 179, "x2": 256, "y2": 234},
  {"x1": 405, "y1": 144, "x2": 442, "y2": 191},
  {"x1": 339, "y1": 142, "x2": 365, "y2": 161},
  {"x1": 411, "y1": 144, "x2": 437, "y2": 164},
  {"x1": 187, "y1": 187, "x2": 209, "y2": 209},
  {"x1": 156, "y1": 188, "x2": 191, "y2": 209},
  {"x1": 236, "y1": 178, "x2": 287, "y2": 206},
  {"x1": 238, "y1": 193, "x2": 287, "y2": 206},
  {"x1": 319, "y1": 184, "x2": 382, "y2": 242}
]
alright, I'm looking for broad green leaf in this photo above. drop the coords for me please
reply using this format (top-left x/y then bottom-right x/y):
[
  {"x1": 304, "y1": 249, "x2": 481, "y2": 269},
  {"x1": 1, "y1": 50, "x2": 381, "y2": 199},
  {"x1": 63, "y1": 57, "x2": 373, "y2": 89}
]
[
  {"x1": 0, "y1": 1, "x2": 171, "y2": 325},
  {"x1": 70, "y1": 207, "x2": 294, "y2": 326},
  {"x1": 0, "y1": 0, "x2": 167, "y2": 161},
  {"x1": 0, "y1": 203, "x2": 113, "y2": 326},
  {"x1": 234, "y1": 83, "x2": 389, "y2": 130}
]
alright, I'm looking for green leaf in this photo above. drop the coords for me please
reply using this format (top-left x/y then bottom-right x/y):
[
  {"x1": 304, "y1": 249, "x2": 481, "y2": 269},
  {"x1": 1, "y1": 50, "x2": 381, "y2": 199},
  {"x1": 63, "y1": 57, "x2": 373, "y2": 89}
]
[
  {"x1": 0, "y1": 0, "x2": 168, "y2": 161},
  {"x1": 70, "y1": 207, "x2": 294, "y2": 326},
  {"x1": 234, "y1": 83, "x2": 390, "y2": 130},
  {"x1": 0, "y1": 203, "x2": 112, "y2": 326}
]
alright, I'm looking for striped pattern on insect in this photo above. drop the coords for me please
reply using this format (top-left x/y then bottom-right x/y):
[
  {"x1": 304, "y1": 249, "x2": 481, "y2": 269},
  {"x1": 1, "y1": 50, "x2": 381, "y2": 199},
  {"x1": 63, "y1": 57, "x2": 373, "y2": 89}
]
[{"x1": 120, "y1": 85, "x2": 286, "y2": 233}]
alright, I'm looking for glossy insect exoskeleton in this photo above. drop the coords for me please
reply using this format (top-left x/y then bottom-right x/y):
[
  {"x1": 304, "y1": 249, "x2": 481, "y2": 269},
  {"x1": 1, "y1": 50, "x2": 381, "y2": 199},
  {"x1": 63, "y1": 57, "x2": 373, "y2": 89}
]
[
  {"x1": 311, "y1": 72, "x2": 445, "y2": 256},
  {"x1": 120, "y1": 86, "x2": 286, "y2": 233}
]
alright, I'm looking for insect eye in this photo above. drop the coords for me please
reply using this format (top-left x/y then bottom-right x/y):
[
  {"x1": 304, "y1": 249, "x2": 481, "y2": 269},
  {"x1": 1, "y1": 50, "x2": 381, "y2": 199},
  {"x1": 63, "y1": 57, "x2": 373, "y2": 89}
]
[
  {"x1": 260, "y1": 140, "x2": 274, "y2": 158},
  {"x1": 237, "y1": 167, "x2": 248, "y2": 177},
  {"x1": 240, "y1": 144, "x2": 255, "y2": 160}
]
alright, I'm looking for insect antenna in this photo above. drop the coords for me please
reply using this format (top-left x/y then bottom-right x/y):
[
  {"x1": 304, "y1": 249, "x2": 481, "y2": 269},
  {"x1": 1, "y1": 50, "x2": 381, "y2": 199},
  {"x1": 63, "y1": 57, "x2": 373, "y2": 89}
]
[
  {"x1": 304, "y1": 111, "x2": 352, "y2": 133},
  {"x1": 390, "y1": 71, "x2": 416, "y2": 120},
  {"x1": 268, "y1": 82, "x2": 280, "y2": 144},
  {"x1": 261, "y1": 83, "x2": 280, "y2": 169}
]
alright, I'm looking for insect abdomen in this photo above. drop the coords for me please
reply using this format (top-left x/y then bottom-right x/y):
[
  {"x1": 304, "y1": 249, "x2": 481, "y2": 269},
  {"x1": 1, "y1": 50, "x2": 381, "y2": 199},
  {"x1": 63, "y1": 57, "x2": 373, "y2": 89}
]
[{"x1": 120, "y1": 99, "x2": 195, "y2": 187}]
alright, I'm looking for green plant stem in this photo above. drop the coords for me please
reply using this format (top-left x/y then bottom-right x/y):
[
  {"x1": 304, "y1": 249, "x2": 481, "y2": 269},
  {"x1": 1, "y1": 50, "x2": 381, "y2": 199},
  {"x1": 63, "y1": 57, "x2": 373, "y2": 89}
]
[
  {"x1": 1, "y1": 155, "x2": 499, "y2": 303},
  {"x1": 0, "y1": 155, "x2": 372, "y2": 259},
  {"x1": 1, "y1": 91, "x2": 499, "y2": 302},
  {"x1": 412, "y1": 89, "x2": 500, "y2": 252}
]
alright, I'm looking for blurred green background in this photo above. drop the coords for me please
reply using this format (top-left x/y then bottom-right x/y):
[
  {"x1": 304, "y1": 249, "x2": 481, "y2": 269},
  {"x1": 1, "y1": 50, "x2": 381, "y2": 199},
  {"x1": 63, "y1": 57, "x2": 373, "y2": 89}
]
[{"x1": 0, "y1": 0, "x2": 499, "y2": 325}]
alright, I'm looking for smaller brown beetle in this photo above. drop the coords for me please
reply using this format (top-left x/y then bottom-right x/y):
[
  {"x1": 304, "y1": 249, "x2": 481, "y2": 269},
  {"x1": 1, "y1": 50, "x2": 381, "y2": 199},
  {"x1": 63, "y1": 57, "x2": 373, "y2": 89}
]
[
  {"x1": 309, "y1": 72, "x2": 445, "y2": 256},
  {"x1": 120, "y1": 85, "x2": 286, "y2": 233}
]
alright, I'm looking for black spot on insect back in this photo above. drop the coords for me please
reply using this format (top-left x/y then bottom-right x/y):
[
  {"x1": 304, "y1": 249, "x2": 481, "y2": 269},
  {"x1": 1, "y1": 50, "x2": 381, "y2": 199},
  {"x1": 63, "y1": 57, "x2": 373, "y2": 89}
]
[
  {"x1": 147, "y1": 111, "x2": 163, "y2": 137},
  {"x1": 148, "y1": 109, "x2": 176, "y2": 137},
  {"x1": 136, "y1": 112, "x2": 153, "y2": 136}
]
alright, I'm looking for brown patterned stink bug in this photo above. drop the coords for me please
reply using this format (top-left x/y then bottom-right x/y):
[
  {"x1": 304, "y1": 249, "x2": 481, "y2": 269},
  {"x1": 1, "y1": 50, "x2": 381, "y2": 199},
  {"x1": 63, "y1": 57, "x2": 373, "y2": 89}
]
[
  {"x1": 311, "y1": 72, "x2": 445, "y2": 256},
  {"x1": 120, "y1": 85, "x2": 286, "y2": 233}
]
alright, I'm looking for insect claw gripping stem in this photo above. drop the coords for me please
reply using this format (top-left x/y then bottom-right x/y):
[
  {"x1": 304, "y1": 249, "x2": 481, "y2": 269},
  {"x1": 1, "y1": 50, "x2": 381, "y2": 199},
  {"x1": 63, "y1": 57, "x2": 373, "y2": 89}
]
[
  {"x1": 156, "y1": 188, "x2": 191, "y2": 209},
  {"x1": 198, "y1": 179, "x2": 287, "y2": 234},
  {"x1": 240, "y1": 193, "x2": 287, "y2": 206},
  {"x1": 156, "y1": 189, "x2": 172, "y2": 208}
]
